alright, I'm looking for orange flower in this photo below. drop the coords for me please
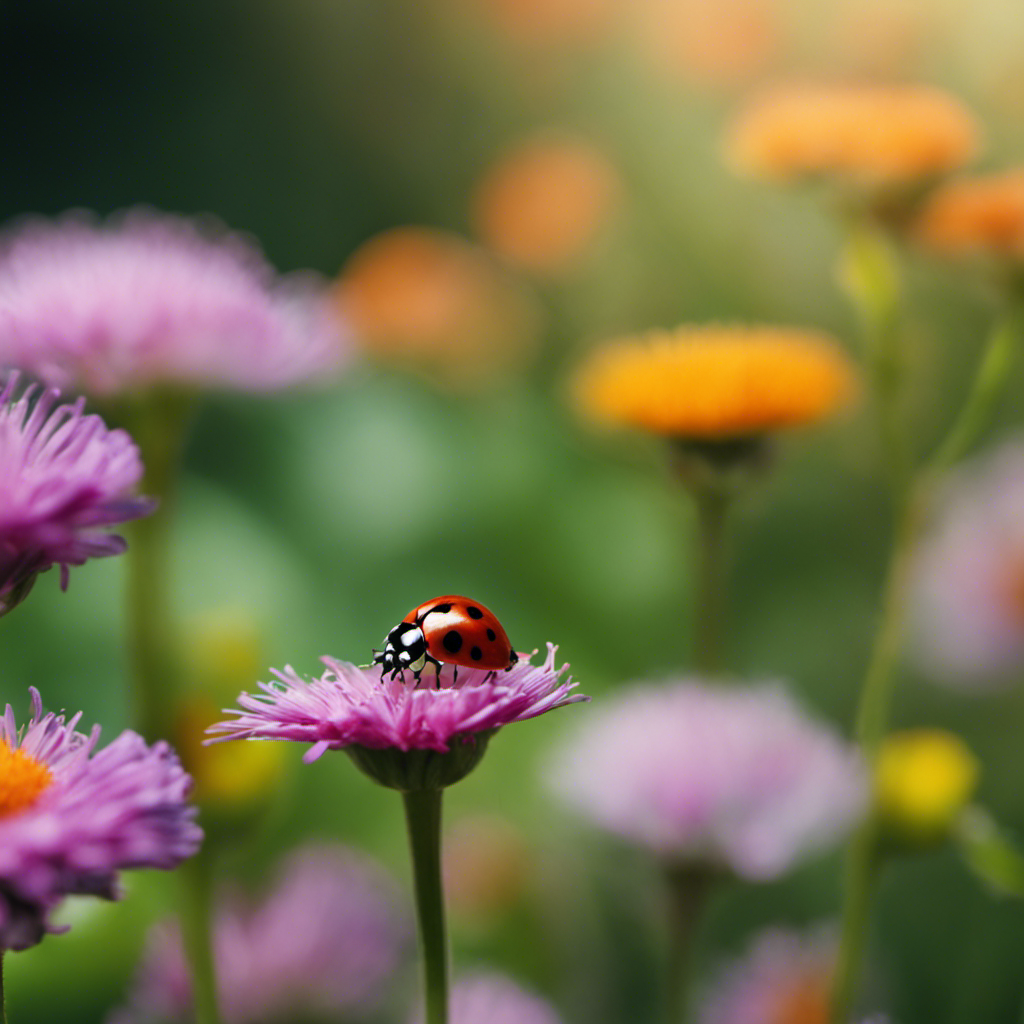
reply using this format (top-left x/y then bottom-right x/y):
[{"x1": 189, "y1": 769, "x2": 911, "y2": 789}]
[
  {"x1": 336, "y1": 227, "x2": 537, "y2": 389},
  {"x1": 724, "y1": 83, "x2": 979, "y2": 185},
  {"x1": 915, "y1": 169, "x2": 1024, "y2": 260},
  {"x1": 472, "y1": 135, "x2": 620, "y2": 274},
  {"x1": 573, "y1": 326, "x2": 856, "y2": 438}
]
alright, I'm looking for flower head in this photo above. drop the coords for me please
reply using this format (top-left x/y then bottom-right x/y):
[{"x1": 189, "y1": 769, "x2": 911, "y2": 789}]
[
  {"x1": 915, "y1": 168, "x2": 1024, "y2": 262},
  {"x1": 0, "y1": 688, "x2": 201, "y2": 951},
  {"x1": 910, "y1": 435, "x2": 1024, "y2": 688},
  {"x1": 471, "y1": 134, "x2": 620, "y2": 274},
  {"x1": 548, "y1": 681, "x2": 865, "y2": 880},
  {"x1": 337, "y1": 226, "x2": 538, "y2": 390},
  {"x1": 0, "y1": 209, "x2": 348, "y2": 395},
  {"x1": 725, "y1": 83, "x2": 979, "y2": 186},
  {"x1": 874, "y1": 730, "x2": 978, "y2": 840},
  {"x1": 0, "y1": 375, "x2": 153, "y2": 615},
  {"x1": 572, "y1": 326, "x2": 855, "y2": 441},
  {"x1": 698, "y1": 926, "x2": 836, "y2": 1024},
  {"x1": 411, "y1": 972, "x2": 564, "y2": 1024},
  {"x1": 209, "y1": 643, "x2": 586, "y2": 790},
  {"x1": 111, "y1": 844, "x2": 409, "y2": 1024}
]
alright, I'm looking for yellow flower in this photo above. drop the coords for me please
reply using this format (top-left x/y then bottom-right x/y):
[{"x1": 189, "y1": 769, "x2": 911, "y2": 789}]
[
  {"x1": 915, "y1": 169, "x2": 1024, "y2": 261},
  {"x1": 572, "y1": 326, "x2": 856, "y2": 439},
  {"x1": 724, "y1": 83, "x2": 979, "y2": 186},
  {"x1": 874, "y1": 730, "x2": 979, "y2": 839},
  {"x1": 472, "y1": 134, "x2": 620, "y2": 275}
]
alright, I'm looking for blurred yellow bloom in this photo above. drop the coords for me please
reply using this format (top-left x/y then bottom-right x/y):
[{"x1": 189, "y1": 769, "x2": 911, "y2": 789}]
[
  {"x1": 472, "y1": 134, "x2": 620, "y2": 275},
  {"x1": 179, "y1": 610, "x2": 285, "y2": 810},
  {"x1": 724, "y1": 83, "x2": 979, "y2": 186},
  {"x1": 572, "y1": 326, "x2": 856, "y2": 438},
  {"x1": 336, "y1": 227, "x2": 538, "y2": 390},
  {"x1": 874, "y1": 730, "x2": 979, "y2": 838},
  {"x1": 915, "y1": 169, "x2": 1024, "y2": 261}
]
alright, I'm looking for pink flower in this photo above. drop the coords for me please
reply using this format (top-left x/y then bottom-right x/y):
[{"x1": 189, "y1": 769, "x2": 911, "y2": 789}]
[
  {"x1": 548, "y1": 681, "x2": 865, "y2": 880},
  {"x1": 910, "y1": 435, "x2": 1024, "y2": 688},
  {"x1": 0, "y1": 209, "x2": 349, "y2": 395},
  {"x1": 0, "y1": 688, "x2": 201, "y2": 951},
  {"x1": 410, "y1": 972, "x2": 564, "y2": 1024},
  {"x1": 698, "y1": 926, "x2": 836, "y2": 1024},
  {"x1": 0, "y1": 374, "x2": 153, "y2": 613},
  {"x1": 111, "y1": 844, "x2": 409, "y2": 1024}
]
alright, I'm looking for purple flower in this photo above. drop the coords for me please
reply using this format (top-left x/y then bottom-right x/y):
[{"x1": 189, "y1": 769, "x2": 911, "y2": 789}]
[
  {"x1": 111, "y1": 844, "x2": 409, "y2": 1024},
  {"x1": 697, "y1": 926, "x2": 836, "y2": 1024},
  {"x1": 0, "y1": 688, "x2": 201, "y2": 951},
  {"x1": 910, "y1": 435, "x2": 1024, "y2": 689},
  {"x1": 548, "y1": 681, "x2": 865, "y2": 880},
  {"x1": 0, "y1": 374, "x2": 153, "y2": 615},
  {"x1": 208, "y1": 644, "x2": 586, "y2": 789},
  {"x1": 0, "y1": 209, "x2": 349, "y2": 395},
  {"x1": 410, "y1": 972, "x2": 564, "y2": 1024}
]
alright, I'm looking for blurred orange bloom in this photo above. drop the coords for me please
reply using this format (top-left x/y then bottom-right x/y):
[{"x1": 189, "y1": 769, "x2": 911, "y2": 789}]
[
  {"x1": 337, "y1": 227, "x2": 538, "y2": 390},
  {"x1": 472, "y1": 135, "x2": 621, "y2": 275},
  {"x1": 640, "y1": 0, "x2": 778, "y2": 88},
  {"x1": 724, "y1": 83, "x2": 979, "y2": 186},
  {"x1": 463, "y1": 0, "x2": 615, "y2": 47},
  {"x1": 915, "y1": 169, "x2": 1024, "y2": 260},
  {"x1": 443, "y1": 815, "x2": 530, "y2": 923},
  {"x1": 573, "y1": 325, "x2": 856, "y2": 438}
]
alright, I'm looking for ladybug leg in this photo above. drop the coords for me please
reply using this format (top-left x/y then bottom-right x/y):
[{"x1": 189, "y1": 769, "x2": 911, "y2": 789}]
[{"x1": 450, "y1": 664, "x2": 457, "y2": 688}]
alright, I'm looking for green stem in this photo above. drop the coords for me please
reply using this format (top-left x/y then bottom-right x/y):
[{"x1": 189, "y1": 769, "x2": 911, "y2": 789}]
[
  {"x1": 403, "y1": 789, "x2": 449, "y2": 1024},
  {"x1": 664, "y1": 868, "x2": 712, "y2": 1024},
  {"x1": 693, "y1": 489, "x2": 730, "y2": 677},
  {"x1": 930, "y1": 305, "x2": 1021, "y2": 474},
  {"x1": 830, "y1": 820, "x2": 881, "y2": 1024},
  {"x1": 122, "y1": 392, "x2": 192, "y2": 743},
  {"x1": 1, "y1": 950, "x2": 8, "y2": 1024},
  {"x1": 179, "y1": 851, "x2": 224, "y2": 1024}
]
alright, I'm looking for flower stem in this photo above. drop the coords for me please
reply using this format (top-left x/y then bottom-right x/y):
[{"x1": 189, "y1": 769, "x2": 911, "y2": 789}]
[
  {"x1": 179, "y1": 850, "x2": 223, "y2": 1024},
  {"x1": 664, "y1": 867, "x2": 713, "y2": 1024},
  {"x1": 121, "y1": 391, "x2": 192, "y2": 743},
  {"x1": 693, "y1": 489, "x2": 730, "y2": 676},
  {"x1": 403, "y1": 788, "x2": 449, "y2": 1024},
  {"x1": 1, "y1": 949, "x2": 8, "y2": 1024}
]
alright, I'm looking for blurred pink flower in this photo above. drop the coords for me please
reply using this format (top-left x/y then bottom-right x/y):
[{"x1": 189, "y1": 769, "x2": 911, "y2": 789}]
[
  {"x1": 548, "y1": 681, "x2": 865, "y2": 880},
  {"x1": 111, "y1": 844, "x2": 409, "y2": 1024},
  {"x1": 0, "y1": 688, "x2": 200, "y2": 951},
  {"x1": 410, "y1": 972, "x2": 564, "y2": 1024},
  {"x1": 0, "y1": 374, "x2": 153, "y2": 614},
  {"x1": 0, "y1": 209, "x2": 349, "y2": 395},
  {"x1": 911, "y1": 435, "x2": 1024, "y2": 688},
  {"x1": 209, "y1": 643, "x2": 585, "y2": 761},
  {"x1": 698, "y1": 926, "x2": 836, "y2": 1024}
]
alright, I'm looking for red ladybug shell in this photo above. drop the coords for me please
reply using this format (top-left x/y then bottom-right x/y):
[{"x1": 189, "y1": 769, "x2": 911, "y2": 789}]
[{"x1": 403, "y1": 595, "x2": 517, "y2": 670}]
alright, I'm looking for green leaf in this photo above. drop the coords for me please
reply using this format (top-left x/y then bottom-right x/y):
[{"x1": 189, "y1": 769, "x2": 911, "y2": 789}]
[{"x1": 956, "y1": 807, "x2": 1024, "y2": 898}]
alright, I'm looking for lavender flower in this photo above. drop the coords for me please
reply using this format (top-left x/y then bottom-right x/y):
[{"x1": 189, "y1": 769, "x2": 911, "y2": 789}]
[
  {"x1": 0, "y1": 688, "x2": 201, "y2": 951},
  {"x1": 208, "y1": 643, "x2": 586, "y2": 790},
  {"x1": 911, "y1": 435, "x2": 1024, "y2": 688},
  {"x1": 111, "y1": 844, "x2": 409, "y2": 1024},
  {"x1": 548, "y1": 681, "x2": 865, "y2": 880},
  {"x1": 698, "y1": 926, "x2": 836, "y2": 1024},
  {"x1": 0, "y1": 210, "x2": 348, "y2": 395},
  {"x1": 0, "y1": 375, "x2": 152, "y2": 615},
  {"x1": 410, "y1": 972, "x2": 564, "y2": 1024}
]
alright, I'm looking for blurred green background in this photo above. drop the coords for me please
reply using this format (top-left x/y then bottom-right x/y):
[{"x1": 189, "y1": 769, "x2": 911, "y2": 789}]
[{"x1": 2, "y1": 1, "x2": 1024, "y2": 1022}]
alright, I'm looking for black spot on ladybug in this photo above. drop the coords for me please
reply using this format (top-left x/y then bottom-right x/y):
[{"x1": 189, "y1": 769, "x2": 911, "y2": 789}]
[
  {"x1": 432, "y1": 603, "x2": 452, "y2": 614},
  {"x1": 442, "y1": 630, "x2": 463, "y2": 654},
  {"x1": 486, "y1": 628, "x2": 497, "y2": 641},
  {"x1": 465, "y1": 606, "x2": 484, "y2": 619},
  {"x1": 470, "y1": 646, "x2": 483, "y2": 661}
]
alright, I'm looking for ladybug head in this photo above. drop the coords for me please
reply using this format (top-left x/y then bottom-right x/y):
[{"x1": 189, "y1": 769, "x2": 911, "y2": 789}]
[{"x1": 373, "y1": 622, "x2": 428, "y2": 679}]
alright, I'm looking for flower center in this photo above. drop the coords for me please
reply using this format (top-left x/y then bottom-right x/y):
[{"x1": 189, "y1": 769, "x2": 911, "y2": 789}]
[
  {"x1": 0, "y1": 741, "x2": 53, "y2": 817},
  {"x1": 768, "y1": 975, "x2": 830, "y2": 1024}
]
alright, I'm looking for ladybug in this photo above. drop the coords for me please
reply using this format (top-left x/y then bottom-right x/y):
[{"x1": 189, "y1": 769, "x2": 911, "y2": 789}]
[{"x1": 373, "y1": 595, "x2": 519, "y2": 685}]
